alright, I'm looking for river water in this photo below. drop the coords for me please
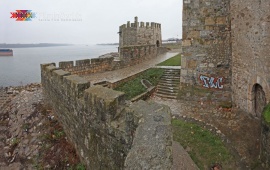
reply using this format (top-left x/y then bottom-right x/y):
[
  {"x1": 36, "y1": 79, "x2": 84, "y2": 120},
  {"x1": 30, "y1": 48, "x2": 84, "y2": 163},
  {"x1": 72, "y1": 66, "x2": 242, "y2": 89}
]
[{"x1": 0, "y1": 45, "x2": 118, "y2": 87}]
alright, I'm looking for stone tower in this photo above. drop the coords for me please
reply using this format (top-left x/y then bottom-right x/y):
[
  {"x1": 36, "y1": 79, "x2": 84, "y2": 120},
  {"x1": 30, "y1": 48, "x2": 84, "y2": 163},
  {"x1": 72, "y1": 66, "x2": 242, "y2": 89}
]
[{"x1": 119, "y1": 16, "x2": 162, "y2": 48}]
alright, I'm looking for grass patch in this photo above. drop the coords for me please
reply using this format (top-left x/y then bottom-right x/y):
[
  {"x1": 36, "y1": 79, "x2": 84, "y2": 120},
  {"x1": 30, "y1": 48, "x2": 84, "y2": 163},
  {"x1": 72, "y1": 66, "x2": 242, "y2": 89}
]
[
  {"x1": 114, "y1": 68, "x2": 164, "y2": 100},
  {"x1": 263, "y1": 103, "x2": 270, "y2": 123},
  {"x1": 172, "y1": 119, "x2": 233, "y2": 169},
  {"x1": 157, "y1": 54, "x2": 181, "y2": 66},
  {"x1": 162, "y1": 42, "x2": 182, "y2": 49}
]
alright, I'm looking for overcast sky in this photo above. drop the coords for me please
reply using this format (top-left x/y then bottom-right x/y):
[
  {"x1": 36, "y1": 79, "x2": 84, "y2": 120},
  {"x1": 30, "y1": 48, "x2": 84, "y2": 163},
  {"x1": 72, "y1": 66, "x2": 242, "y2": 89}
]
[{"x1": 1, "y1": 0, "x2": 182, "y2": 44}]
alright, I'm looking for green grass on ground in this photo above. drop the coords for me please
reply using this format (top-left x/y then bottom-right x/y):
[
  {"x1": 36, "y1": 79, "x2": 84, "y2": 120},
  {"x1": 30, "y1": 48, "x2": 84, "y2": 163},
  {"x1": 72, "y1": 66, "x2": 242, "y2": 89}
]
[
  {"x1": 114, "y1": 68, "x2": 164, "y2": 100},
  {"x1": 172, "y1": 119, "x2": 233, "y2": 169},
  {"x1": 162, "y1": 42, "x2": 182, "y2": 49},
  {"x1": 263, "y1": 103, "x2": 270, "y2": 123},
  {"x1": 157, "y1": 54, "x2": 181, "y2": 66}
]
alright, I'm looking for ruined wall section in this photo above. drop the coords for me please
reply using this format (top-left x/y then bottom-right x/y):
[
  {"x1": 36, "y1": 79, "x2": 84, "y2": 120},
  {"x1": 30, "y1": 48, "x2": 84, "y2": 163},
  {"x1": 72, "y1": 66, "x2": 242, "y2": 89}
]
[
  {"x1": 180, "y1": 0, "x2": 231, "y2": 104},
  {"x1": 231, "y1": 0, "x2": 270, "y2": 115}
]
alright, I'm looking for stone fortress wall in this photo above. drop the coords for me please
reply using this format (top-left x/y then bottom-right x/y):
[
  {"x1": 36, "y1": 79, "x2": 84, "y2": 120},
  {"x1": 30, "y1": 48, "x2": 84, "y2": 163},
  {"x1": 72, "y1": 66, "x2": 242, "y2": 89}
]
[
  {"x1": 230, "y1": 0, "x2": 270, "y2": 165},
  {"x1": 231, "y1": 0, "x2": 270, "y2": 116},
  {"x1": 181, "y1": 0, "x2": 270, "y2": 121},
  {"x1": 41, "y1": 17, "x2": 172, "y2": 169},
  {"x1": 180, "y1": 0, "x2": 232, "y2": 104},
  {"x1": 182, "y1": 0, "x2": 270, "y2": 165},
  {"x1": 56, "y1": 45, "x2": 166, "y2": 76},
  {"x1": 41, "y1": 63, "x2": 172, "y2": 169}
]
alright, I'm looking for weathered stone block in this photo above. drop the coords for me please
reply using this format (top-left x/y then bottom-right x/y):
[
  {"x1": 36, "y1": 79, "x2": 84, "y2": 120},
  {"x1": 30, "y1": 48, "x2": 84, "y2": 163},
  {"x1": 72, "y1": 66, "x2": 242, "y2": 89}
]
[
  {"x1": 216, "y1": 17, "x2": 227, "y2": 25},
  {"x1": 188, "y1": 60, "x2": 197, "y2": 69},
  {"x1": 188, "y1": 30, "x2": 200, "y2": 39},
  {"x1": 205, "y1": 17, "x2": 215, "y2": 25},
  {"x1": 182, "y1": 40, "x2": 192, "y2": 47}
]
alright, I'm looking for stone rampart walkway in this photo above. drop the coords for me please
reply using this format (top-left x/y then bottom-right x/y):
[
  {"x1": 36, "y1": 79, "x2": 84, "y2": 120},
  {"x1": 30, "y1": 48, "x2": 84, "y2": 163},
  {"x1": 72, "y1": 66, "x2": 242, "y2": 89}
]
[{"x1": 83, "y1": 52, "x2": 179, "y2": 84}]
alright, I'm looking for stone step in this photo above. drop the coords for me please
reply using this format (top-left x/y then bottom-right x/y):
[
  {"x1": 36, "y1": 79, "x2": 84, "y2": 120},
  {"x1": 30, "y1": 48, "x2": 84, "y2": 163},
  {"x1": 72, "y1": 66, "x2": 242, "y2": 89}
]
[
  {"x1": 160, "y1": 78, "x2": 180, "y2": 82},
  {"x1": 164, "y1": 69, "x2": 180, "y2": 72},
  {"x1": 160, "y1": 79, "x2": 180, "y2": 83},
  {"x1": 157, "y1": 88, "x2": 178, "y2": 94},
  {"x1": 163, "y1": 72, "x2": 180, "y2": 75},
  {"x1": 156, "y1": 89, "x2": 178, "y2": 96},
  {"x1": 157, "y1": 84, "x2": 178, "y2": 89},
  {"x1": 161, "y1": 76, "x2": 180, "y2": 79},
  {"x1": 163, "y1": 71, "x2": 179, "y2": 75},
  {"x1": 158, "y1": 81, "x2": 179, "y2": 86},
  {"x1": 155, "y1": 93, "x2": 177, "y2": 99},
  {"x1": 163, "y1": 72, "x2": 180, "y2": 76}
]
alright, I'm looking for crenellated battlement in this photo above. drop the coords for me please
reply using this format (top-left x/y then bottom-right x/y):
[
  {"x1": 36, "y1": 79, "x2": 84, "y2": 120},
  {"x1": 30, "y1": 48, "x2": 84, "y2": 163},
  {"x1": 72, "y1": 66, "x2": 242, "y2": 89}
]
[
  {"x1": 120, "y1": 21, "x2": 161, "y2": 29},
  {"x1": 53, "y1": 44, "x2": 167, "y2": 76}
]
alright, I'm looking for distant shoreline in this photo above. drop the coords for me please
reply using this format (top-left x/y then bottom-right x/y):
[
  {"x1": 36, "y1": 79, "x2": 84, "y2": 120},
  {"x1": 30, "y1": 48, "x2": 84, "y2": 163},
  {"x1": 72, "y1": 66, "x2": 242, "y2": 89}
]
[
  {"x1": 0, "y1": 43, "x2": 73, "y2": 48},
  {"x1": 96, "y1": 43, "x2": 119, "y2": 46}
]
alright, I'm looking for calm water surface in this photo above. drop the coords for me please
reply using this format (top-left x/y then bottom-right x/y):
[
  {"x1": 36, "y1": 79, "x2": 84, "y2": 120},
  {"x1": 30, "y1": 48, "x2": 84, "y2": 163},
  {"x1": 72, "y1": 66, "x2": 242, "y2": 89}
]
[{"x1": 0, "y1": 45, "x2": 118, "y2": 87}]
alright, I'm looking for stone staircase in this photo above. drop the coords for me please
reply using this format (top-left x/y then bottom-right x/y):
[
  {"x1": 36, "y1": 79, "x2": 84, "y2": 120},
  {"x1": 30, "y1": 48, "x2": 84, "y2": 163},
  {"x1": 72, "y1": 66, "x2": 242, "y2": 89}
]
[{"x1": 155, "y1": 68, "x2": 180, "y2": 99}]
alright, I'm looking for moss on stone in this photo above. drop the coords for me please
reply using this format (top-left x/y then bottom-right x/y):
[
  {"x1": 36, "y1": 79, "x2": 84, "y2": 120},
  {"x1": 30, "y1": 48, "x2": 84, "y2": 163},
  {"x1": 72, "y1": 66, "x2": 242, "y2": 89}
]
[{"x1": 263, "y1": 103, "x2": 270, "y2": 124}]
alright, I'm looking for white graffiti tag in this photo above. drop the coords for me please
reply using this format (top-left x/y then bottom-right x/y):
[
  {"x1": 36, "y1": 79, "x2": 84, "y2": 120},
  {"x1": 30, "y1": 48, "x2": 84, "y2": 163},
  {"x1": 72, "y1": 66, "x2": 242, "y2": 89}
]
[{"x1": 199, "y1": 75, "x2": 224, "y2": 89}]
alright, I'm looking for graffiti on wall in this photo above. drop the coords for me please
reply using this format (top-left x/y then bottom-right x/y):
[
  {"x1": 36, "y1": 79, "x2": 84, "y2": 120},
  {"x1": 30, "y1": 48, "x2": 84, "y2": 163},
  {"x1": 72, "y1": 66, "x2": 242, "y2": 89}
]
[{"x1": 199, "y1": 75, "x2": 224, "y2": 89}]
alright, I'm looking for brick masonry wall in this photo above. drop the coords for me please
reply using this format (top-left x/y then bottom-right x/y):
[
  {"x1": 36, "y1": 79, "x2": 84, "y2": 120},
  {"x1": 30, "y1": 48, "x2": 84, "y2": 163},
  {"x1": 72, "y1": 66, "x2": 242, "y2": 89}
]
[
  {"x1": 180, "y1": 0, "x2": 231, "y2": 104},
  {"x1": 231, "y1": 0, "x2": 270, "y2": 115},
  {"x1": 41, "y1": 63, "x2": 172, "y2": 169}
]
